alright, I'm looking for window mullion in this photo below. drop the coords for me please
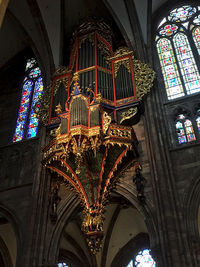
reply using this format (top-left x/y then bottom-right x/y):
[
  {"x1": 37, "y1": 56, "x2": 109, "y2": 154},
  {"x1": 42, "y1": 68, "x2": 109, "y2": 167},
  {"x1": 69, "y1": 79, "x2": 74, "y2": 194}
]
[
  {"x1": 192, "y1": 115, "x2": 199, "y2": 140},
  {"x1": 182, "y1": 119, "x2": 189, "y2": 142},
  {"x1": 171, "y1": 37, "x2": 188, "y2": 96}
]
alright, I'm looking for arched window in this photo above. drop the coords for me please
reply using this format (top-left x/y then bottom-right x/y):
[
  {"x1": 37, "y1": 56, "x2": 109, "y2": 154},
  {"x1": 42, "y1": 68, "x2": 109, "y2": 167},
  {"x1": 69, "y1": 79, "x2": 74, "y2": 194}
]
[
  {"x1": 156, "y1": 5, "x2": 200, "y2": 100},
  {"x1": 175, "y1": 114, "x2": 196, "y2": 143},
  {"x1": 13, "y1": 58, "x2": 43, "y2": 142},
  {"x1": 126, "y1": 249, "x2": 156, "y2": 267}
]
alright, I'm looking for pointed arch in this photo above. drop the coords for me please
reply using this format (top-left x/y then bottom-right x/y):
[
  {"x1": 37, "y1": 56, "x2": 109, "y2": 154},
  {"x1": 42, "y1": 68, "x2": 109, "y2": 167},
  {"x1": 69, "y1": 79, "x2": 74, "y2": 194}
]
[
  {"x1": 13, "y1": 58, "x2": 43, "y2": 142},
  {"x1": 175, "y1": 114, "x2": 195, "y2": 144},
  {"x1": 156, "y1": 4, "x2": 200, "y2": 100}
]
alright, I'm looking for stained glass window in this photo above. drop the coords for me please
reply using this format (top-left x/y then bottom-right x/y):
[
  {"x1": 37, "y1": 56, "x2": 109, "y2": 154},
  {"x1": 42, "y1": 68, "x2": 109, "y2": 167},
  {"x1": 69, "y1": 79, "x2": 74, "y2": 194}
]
[
  {"x1": 57, "y1": 263, "x2": 68, "y2": 267},
  {"x1": 196, "y1": 108, "x2": 200, "y2": 135},
  {"x1": 157, "y1": 38, "x2": 184, "y2": 99},
  {"x1": 196, "y1": 116, "x2": 200, "y2": 134},
  {"x1": 168, "y1": 6, "x2": 196, "y2": 22},
  {"x1": 13, "y1": 58, "x2": 43, "y2": 142},
  {"x1": 173, "y1": 33, "x2": 200, "y2": 95},
  {"x1": 184, "y1": 119, "x2": 196, "y2": 142},
  {"x1": 176, "y1": 114, "x2": 195, "y2": 144},
  {"x1": 176, "y1": 120, "x2": 186, "y2": 144},
  {"x1": 25, "y1": 58, "x2": 37, "y2": 71},
  {"x1": 126, "y1": 249, "x2": 156, "y2": 267},
  {"x1": 193, "y1": 27, "x2": 200, "y2": 55},
  {"x1": 156, "y1": 5, "x2": 200, "y2": 100}
]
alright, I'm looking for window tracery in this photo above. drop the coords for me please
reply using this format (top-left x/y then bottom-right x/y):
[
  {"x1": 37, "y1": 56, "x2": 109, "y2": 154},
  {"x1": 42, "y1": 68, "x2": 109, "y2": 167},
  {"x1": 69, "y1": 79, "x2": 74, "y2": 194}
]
[
  {"x1": 13, "y1": 58, "x2": 43, "y2": 142},
  {"x1": 156, "y1": 4, "x2": 200, "y2": 100}
]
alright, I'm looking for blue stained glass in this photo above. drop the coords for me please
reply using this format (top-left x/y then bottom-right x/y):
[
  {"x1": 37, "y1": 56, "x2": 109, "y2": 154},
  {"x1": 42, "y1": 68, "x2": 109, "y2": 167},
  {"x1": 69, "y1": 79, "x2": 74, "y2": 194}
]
[
  {"x1": 13, "y1": 80, "x2": 33, "y2": 142},
  {"x1": 29, "y1": 67, "x2": 41, "y2": 78},
  {"x1": 13, "y1": 58, "x2": 43, "y2": 143},
  {"x1": 176, "y1": 115, "x2": 195, "y2": 144},
  {"x1": 27, "y1": 77, "x2": 43, "y2": 138}
]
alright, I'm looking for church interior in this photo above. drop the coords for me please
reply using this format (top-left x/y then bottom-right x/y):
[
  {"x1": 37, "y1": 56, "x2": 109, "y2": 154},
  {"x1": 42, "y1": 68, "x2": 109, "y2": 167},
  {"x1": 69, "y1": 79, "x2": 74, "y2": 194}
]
[{"x1": 0, "y1": 0, "x2": 200, "y2": 266}]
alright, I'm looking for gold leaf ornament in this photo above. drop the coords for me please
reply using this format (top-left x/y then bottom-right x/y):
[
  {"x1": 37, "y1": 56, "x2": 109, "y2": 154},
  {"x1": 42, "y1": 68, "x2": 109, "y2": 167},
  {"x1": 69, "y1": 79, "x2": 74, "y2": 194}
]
[{"x1": 133, "y1": 59, "x2": 155, "y2": 100}]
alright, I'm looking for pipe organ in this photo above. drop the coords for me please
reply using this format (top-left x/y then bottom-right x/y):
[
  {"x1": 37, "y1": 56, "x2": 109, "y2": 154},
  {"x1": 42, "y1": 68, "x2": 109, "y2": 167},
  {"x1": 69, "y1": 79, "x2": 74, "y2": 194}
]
[{"x1": 41, "y1": 19, "x2": 155, "y2": 253}]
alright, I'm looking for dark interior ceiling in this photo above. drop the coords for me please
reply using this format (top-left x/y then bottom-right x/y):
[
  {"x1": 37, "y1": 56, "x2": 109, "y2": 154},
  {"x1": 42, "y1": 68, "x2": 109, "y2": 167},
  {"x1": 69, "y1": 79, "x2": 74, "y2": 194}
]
[{"x1": 63, "y1": 0, "x2": 125, "y2": 64}]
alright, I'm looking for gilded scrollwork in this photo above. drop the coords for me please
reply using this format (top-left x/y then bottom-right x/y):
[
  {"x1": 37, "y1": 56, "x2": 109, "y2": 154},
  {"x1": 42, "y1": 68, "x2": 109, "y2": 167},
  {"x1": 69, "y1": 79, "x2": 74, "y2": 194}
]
[
  {"x1": 111, "y1": 47, "x2": 133, "y2": 59},
  {"x1": 53, "y1": 65, "x2": 69, "y2": 77},
  {"x1": 133, "y1": 59, "x2": 155, "y2": 100},
  {"x1": 114, "y1": 58, "x2": 130, "y2": 77},
  {"x1": 36, "y1": 82, "x2": 52, "y2": 125},
  {"x1": 79, "y1": 33, "x2": 95, "y2": 48},
  {"x1": 73, "y1": 19, "x2": 112, "y2": 42},
  {"x1": 55, "y1": 103, "x2": 62, "y2": 115},
  {"x1": 120, "y1": 107, "x2": 138, "y2": 124},
  {"x1": 102, "y1": 112, "x2": 112, "y2": 134},
  {"x1": 54, "y1": 76, "x2": 69, "y2": 95}
]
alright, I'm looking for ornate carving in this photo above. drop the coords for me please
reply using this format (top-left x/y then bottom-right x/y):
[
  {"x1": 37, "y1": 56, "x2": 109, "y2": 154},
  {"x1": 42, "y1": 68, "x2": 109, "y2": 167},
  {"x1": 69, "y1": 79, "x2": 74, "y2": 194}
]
[
  {"x1": 108, "y1": 47, "x2": 133, "y2": 77},
  {"x1": 96, "y1": 93, "x2": 102, "y2": 103},
  {"x1": 102, "y1": 112, "x2": 112, "y2": 134},
  {"x1": 114, "y1": 58, "x2": 130, "y2": 77},
  {"x1": 120, "y1": 107, "x2": 138, "y2": 124},
  {"x1": 72, "y1": 18, "x2": 112, "y2": 43},
  {"x1": 111, "y1": 47, "x2": 133, "y2": 59},
  {"x1": 55, "y1": 103, "x2": 62, "y2": 115},
  {"x1": 53, "y1": 65, "x2": 68, "y2": 77},
  {"x1": 133, "y1": 59, "x2": 155, "y2": 100},
  {"x1": 82, "y1": 209, "x2": 104, "y2": 254},
  {"x1": 98, "y1": 41, "x2": 111, "y2": 64},
  {"x1": 36, "y1": 82, "x2": 52, "y2": 125},
  {"x1": 79, "y1": 33, "x2": 95, "y2": 48},
  {"x1": 133, "y1": 162, "x2": 146, "y2": 204},
  {"x1": 71, "y1": 72, "x2": 81, "y2": 95},
  {"x1": 54, "y1": 76, "x2": 69, "y2": 95},
  {"x1": 49, "y1": 182, "x2": 61, "y2": 222}
]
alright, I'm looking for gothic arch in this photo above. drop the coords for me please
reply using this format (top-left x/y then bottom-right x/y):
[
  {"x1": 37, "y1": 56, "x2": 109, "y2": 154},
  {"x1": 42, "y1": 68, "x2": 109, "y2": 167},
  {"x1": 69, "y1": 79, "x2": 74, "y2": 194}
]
[
  {"x1": 115, "y1": 182, "x2": 158, "y2": 250},
  {"x1": 181, "y1": 168, "x2": 200, "y2": 265},
  {"x1": 183, "y1": 170, "x2": 200, "y2": 241},
  {"x1": 45, "y1": 191, "x2": 80, "y2": 265},
  {"x1": 0, "y1": 236, "x2": 13, "y2": 267},
  {"x1": 0, "y1": 206, "x2": 21, "y2": 267},
  {"x1": 45, "y1": 181, "x2": 158, "y2": 267},
  {"x1": 110, "y1": 232, "x2": 150, "y2": 267}
]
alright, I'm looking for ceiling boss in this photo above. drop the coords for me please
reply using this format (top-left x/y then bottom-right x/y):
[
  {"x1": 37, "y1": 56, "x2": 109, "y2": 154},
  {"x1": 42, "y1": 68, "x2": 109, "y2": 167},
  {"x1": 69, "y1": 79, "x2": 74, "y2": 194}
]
[{"x1": 40, "y1": 19, "x2": 155, "y2": 254}]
